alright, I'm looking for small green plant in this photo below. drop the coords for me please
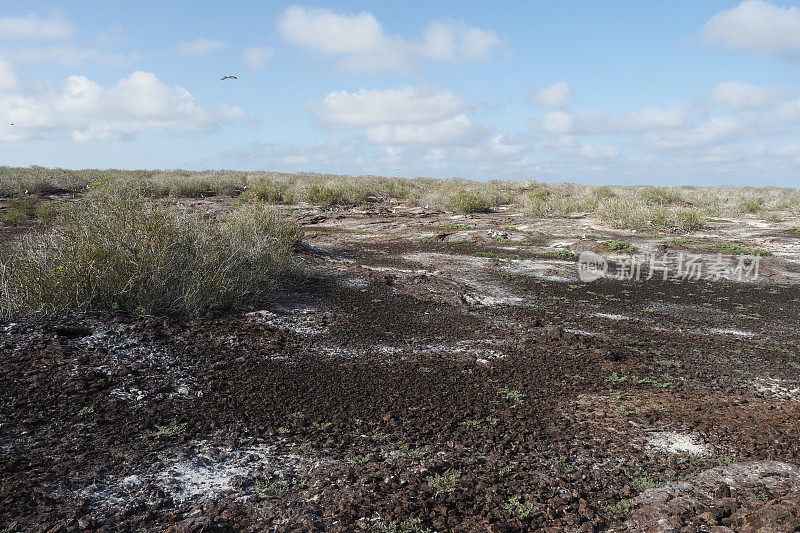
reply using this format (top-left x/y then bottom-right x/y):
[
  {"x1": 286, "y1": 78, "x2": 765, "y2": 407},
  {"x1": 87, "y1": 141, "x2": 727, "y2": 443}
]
[
  {"x1": 715, "y1": 455, "x2": 734, "y2": 466},
  {"x1": 474, "y1": 251, "x2": 520, "y2": 260},
  {"x1": 542, "y1": 249, "x2": 578, "y2": 260},
  {"x1": 346, "y1": 453, "x2": 373, "y2": 465},
  {"x1": 503, "y1": 496, "x2": 538, "y2": 520},
  {"x1": 604, "y1": 499, "x2": 636, "y2": 521},
  {"x1": 368, "y1": 518, "x2": 432, "y2": 533},
  {"x1": 496, "y1": 386, "x2": 526, "y2": 407},
  {"x1": 441, "y1": 223, "x2": 475, "y2": 230},
  {"x1": 255, "y1": 480, "x2": 289, "y2": 499},
  {"x1": 425, "y1": 468, "x2": 462, "y2": 493},
  {"x1": 607, "y1": 240, "x2": 635, "y2": 252},
  {"x1": 417, "y1": 366, "x2": 433, "y2": 373},
  {"x1": 277, "y1": 426, "x2": 290, "y2": 435},
  {"x1": 297, "y1": 442, "x2": 315, "y2": 455},
  {"x1": 631, "y1": 476, "x2": 661, "y2": 491},
  {"x1": 606, "y1": 372, "x2": 629, "y2": 383},
  {"x1": 147, "y1": 423, "x2": 187, "y2": 439},
  {"x1": 76, "y1": 406, "x2": 94, "y2": 417},
  {"x1": 405, "y1": 447, "x2": 428, "y2": 459}
]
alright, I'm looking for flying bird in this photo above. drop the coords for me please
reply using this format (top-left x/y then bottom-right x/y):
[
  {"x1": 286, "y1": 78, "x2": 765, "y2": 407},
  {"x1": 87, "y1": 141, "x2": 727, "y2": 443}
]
[{"x1": 221, "y1": 75, "x2": 237, "y2": 80}]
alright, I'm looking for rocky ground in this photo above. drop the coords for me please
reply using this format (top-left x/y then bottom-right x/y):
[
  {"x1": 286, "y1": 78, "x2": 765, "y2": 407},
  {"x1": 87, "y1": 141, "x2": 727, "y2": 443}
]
[{"x1": 2, "y1": 198, "x2": 800, "y2": 532}]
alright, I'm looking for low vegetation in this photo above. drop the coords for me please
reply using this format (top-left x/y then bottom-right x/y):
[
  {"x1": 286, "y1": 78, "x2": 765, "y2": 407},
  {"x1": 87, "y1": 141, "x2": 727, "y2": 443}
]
[
  {"x1": 0, "y1": 190, "x2": 300, "y2": 318},
  {"x1": 3, "y1": 167, "x2": 800, "y2": 232}
]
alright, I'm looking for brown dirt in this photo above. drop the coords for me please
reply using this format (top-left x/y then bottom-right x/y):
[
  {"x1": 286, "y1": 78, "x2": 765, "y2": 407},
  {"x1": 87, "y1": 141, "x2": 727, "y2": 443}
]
[{"x1": 2, "y1": 200, "x2": 800, "y2": 532}]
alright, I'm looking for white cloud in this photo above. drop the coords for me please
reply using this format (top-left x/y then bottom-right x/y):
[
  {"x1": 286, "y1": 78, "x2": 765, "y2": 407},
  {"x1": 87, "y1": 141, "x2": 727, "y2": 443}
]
[
  {"x1": 778, "y1": 98, "x2": 800, "y2": 121},
  {"x1": 644, "y1": 116, "x2": 741, "y2": 150},
  {"x1": 772, "y1": 142, "x2": 800, "y2": 157},
  {"x1": 0, "y1": 56, "x2": 19, "y2": 91},
  {"x1": 0, "y1": 13, "x2": 74, "y2": 40},
  {"x1": 419, "y1": 20, "x2": 500, "y2": 63},
  {"x1": 532, "y1": 82, "x2": 572, "y2": 109},
  {"x1": 9, "y1": 45, "x2": 136, "y2": 67},
  {"x1": 278, "y1": 6, "x2": 386, "y2": 55},
  {"x1": 277, "y1": 5, "x2": 501, "y2": 72},
  {"x1": 311, "y1": 87, "x2": 467, "y2": 127},
  {"x1": 176, "y1": 38, "x2": 229, "y2": 56},
  {"x1": 366, "y1": 114, "x2": 482, "y2": 145},
  {"x1": 489, "y1": 134, "x2": 527, "y2": 156},
  {"x1": 537, "y1": 106, "x2": 686, "y2": 135},
  {"x1": 0, "y1": 71, "x2": 246, "y2": 142},
  {"x1": 711, "y1": 80, "x2": 784, "y2": 110},
  {"x1": 700, "y1": 0, "x2": 800, "y2": 59},
  {"x1": 540, "y1": 111, "x2": 574, "y2": 134},
  {"x1": 579, "y1": 143, "x2": 620, "y2": 159},
  {"x1": 243, "y1": 47, "x2": 274, "y2": 71}
]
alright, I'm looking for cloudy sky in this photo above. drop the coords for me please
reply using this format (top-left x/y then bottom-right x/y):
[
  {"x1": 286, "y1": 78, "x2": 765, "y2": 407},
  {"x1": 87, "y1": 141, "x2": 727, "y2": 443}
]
[{"x1": 2, "y1": 1, "x2": 800, "y2": 186}]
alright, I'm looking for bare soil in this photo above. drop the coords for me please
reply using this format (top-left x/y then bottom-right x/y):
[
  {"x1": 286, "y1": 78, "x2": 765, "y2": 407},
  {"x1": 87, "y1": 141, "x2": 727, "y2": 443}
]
[{"x1": 2, "y1": 199, "x2": 800, "y2": 532}]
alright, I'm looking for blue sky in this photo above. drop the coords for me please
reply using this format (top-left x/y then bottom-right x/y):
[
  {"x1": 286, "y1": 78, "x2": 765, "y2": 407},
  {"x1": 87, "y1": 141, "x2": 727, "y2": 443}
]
[{"x1": 2, "y1": 1, "x2": 800, "y2": 186}]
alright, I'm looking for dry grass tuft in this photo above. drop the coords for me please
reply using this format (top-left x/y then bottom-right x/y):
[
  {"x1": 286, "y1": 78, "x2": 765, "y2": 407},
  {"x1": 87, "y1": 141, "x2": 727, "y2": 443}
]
[{"x1": 0, "y1": 191, "x2": 300, "y2": 318}]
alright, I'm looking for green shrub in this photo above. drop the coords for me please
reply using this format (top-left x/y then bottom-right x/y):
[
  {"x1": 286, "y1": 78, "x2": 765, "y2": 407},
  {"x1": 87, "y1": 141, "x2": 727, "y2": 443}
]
[
  {"x1": 35, "y1": 202, "x2": 58, "y2": 224},
  {"x1": 740, "y1": 197, "x2": 765, "y2": 214},
  {"x1": 2, "y1": 208, "x2": 28, "y2": 226},
  {"x1": 306, "y1": 183, "x2": 349, "y2": 206},
  {"x1": 446, "y1": 189, "x2": 493, "y2": 213},
  {"x1": 0, "y1": 192, "x2": 301, "y2": 318},
  {"x1": 2, "y1": 196, "x2": 37, "y2": 226},
  {"x1": 241, "y1": 181, "x2": 290, "y2": 204},
  {"x1": 640, "y1": 187, "x2": 684, "y2": 206}
]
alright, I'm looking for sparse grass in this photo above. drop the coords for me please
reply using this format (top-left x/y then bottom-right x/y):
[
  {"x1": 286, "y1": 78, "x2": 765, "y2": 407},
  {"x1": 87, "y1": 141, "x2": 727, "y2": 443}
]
[
  {"x1": 474, "y1": 251, "x2": 520, "y2": 261},
  {"x1": 0, "y1": 191, "x2": 301, "y2": 318},
  {"x1": 240, "y1": 180, "x2": 292, "y2": 204},
  {"x1": 503, "y1": 496, "x2": 538, "y2": 520},
  {"x1": 425, "y1": 469, "x2": 462, "y2": 493},
  {"x1": 542, "y1": 249, "x2": 577, "y2": 260},
  {"x1": 306, "y1": 182, "x2": 367, "y2": 206},
  {"x1": 3, "y1": 168, "x2": 799, "y2": 224},
  {"x1": 710, "y1": 242, "x2": 772, "y2": 256},
  {"x1": 368, "y1": 518, "x2": 432, "y2": 533},
  {"x1": 255, "y1": 480, "x2": 290, "y2": 499}
]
